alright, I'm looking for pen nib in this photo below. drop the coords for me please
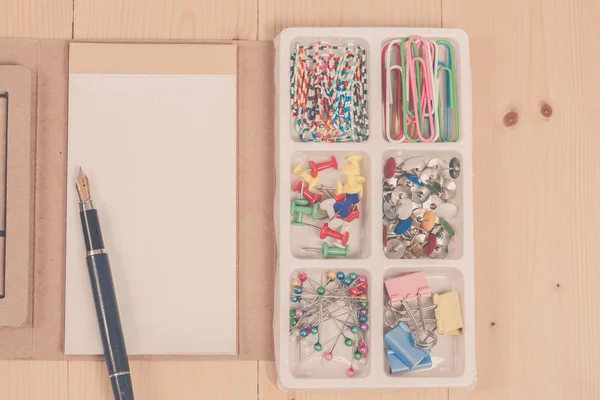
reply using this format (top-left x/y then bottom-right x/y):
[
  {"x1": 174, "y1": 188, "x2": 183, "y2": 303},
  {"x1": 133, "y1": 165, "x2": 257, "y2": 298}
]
[{"x1": 76, "y1": 167, "x2": 91, "y2": 201}]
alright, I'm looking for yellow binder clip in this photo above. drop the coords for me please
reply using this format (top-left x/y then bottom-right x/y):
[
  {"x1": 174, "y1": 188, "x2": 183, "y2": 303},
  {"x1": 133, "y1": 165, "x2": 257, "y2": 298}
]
[{"x1": 433, "y1": 292, "x2": 463, "y2": 335}]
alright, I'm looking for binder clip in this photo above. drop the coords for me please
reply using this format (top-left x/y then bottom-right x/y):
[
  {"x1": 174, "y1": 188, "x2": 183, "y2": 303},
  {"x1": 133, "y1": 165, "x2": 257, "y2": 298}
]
[
  {"x1": 384, "y1": 271, "x2": 432, "y2": 306},
  {"x1": 384, "y1": 272, "x2": 437, "y2": 350},
  {"x1": 386, "y1": 349, "x2": 432, "y2": 374},
  {"x1": 433, "y1": 292, "x2": 463, "y2": 335},
  {"x1": 384, "y1": 323, "x2": 431, "y2": 370}
]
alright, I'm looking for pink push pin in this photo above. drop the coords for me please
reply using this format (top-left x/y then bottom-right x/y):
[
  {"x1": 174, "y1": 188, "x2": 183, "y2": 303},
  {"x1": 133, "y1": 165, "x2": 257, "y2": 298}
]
[
  {"x1": 324, "y1": 352, "x2": 334, "y2": 361},
  {"x1": 319, "y1": 222, "x2": 350, "y2": 246},
  {"x1": 346, "y1": 366, "x2": 356, "y2": 378},
  {"x1": 298, "y1": 273, "x2": 307, "y2": 283},
  {"x1": 358, "y1": 340, "x2": 369, "y2": 355},
  {"x1": 292, "y1": 181, "x2": 323, "y2": 205},
  {"x1": 308, "y1": 156, "x2": 338, "y2": 177}
]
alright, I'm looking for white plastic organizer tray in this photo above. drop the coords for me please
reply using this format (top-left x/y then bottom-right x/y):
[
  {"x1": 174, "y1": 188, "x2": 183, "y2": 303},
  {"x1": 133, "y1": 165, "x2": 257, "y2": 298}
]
[{"x1": 274, "y1": 27, "x2": 476, "y2": 390}]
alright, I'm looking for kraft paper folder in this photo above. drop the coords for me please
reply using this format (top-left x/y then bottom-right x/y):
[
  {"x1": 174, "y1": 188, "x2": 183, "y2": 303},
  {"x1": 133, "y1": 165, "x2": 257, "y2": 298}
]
[{"x1": 0, "y1": 38, "x2": 275, "y2": 361}]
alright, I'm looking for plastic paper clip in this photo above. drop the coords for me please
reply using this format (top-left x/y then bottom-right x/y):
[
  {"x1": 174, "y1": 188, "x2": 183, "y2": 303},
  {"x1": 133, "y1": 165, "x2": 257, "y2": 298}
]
[
  {"x1": 386, "y1": 349, "x2": 432, "y2": 374},
  {"x1": 384, "y1": 323, "x2": 430, "y2": 369},
  {"x1": 433, "y1": 292, "x2": 463, "y2": 335}
]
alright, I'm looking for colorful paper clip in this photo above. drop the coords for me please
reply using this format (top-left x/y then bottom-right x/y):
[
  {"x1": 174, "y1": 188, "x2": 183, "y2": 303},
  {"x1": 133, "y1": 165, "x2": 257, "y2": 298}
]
[
  {"x1": 381, "y1": 36, "x2": 459, "y2": 143},
  {"x1": 433, "y1": 292, "x2": 463, "y2": 335}
]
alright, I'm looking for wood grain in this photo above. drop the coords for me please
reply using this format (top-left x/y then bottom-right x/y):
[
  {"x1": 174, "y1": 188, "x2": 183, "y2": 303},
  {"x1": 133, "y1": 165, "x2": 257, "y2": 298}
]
[
  {"x1": 3, "y1": 0, "x2": 600, "y2": 398},
  {"x1": 0, "y1": 361, "x2": 67, "y2": 399},
  {"x1": 442, "y1": 0, "x2": 600, "y2": 399},
  {"x1": 258, "y1": 362, "x2": 448, "y2": 400},
  {"x1": 258, "y1": 0, "x2": 441, "y2": 40},
  {"x1": 68, "y1": 361, "x2": 258, "y2": 400},
  {"x1": 0, "y1": 0, "x2": 73, "y2": 38},
  {"x1": 73, "y1": 0, "x2": 257, "y2": 40}
]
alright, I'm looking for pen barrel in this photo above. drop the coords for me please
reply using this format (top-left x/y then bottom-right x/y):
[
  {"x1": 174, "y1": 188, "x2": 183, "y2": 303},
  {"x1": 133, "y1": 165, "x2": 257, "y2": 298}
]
[
  {"x1": 80, "y1": 209, "x2": 105, "y2": 252},
  {"x1": 86, "y1": 253, "x2": 134, "y2": 400}
]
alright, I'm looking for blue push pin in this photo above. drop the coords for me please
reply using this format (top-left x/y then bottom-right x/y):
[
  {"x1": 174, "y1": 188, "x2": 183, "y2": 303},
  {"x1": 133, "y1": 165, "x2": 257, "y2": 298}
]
[
  {"x1": 405, "y1": 174, "x2": 423, "y2": 186},
  {"x1": 333, "y1": 201, "x2": 352, "y2": 219},
  {"x1": 394, "y1": 218, "x2": 413, "y2": 235}
]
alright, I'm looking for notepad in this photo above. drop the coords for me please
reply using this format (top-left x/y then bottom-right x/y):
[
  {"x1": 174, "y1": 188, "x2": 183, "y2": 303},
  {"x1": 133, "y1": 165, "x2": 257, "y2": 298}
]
[{"x1": 65, "y1": 43, "x2": 238, "y2": 355}]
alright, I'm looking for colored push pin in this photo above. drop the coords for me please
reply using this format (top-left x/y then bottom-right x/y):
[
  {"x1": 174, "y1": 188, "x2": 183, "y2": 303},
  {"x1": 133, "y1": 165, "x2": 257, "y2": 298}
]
[
  {"x1": 294, "y1": 156, "x2": 339, "y2": 177},
  {"x1": 291, "y1": 199, "x2": 318, "y2": 221},
  {"x1": 309, "y1": 156, "x2": 338, "y2": 176},
  {"x1": 346, "y1": 205, "x2": 360, "y2": 222},
  {"x1": 333, "y1": 202, "x2": 351, "y2": 219},
  {"x1": 383, "y1": 156, "x2": 404, "y2": 179},
  {"x1": 423, "y1": 233, "x2": 437, "y2": 255},
  {"x1": 306, "y1": 223, "x2": 350, "y2": 246},
  {"x1": 346, "y1": 155, "x2": 363, "y2": 170},
  {"x1": 335, "y1": 181, "x2": 344, "y2": 196},
  {"x1": 304, "y1": 242, "x2": 350, "y2": 259},
  {"x1": 292, "y1": 181, "x2": 323, "y2": 206},
  {"x1": 290, "y1": 199, "x2": 309, "y2": 226},
  {"x1": 421, "y1": 210, "x2": 437, "y2": 231},
  {"x1": 342, "y1": 164, "x2": 360, "y2": 185},
  {"x1": 333, "y1": 193, "x2": 357, "y2": 218},
  {"x1": 299, "y1": 172, "x2": 320, "y2": 191}
]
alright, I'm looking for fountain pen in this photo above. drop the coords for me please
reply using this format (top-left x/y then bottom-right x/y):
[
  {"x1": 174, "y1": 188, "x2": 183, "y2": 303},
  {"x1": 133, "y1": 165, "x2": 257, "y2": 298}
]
[{"x1": 76, "y1": 168, "x2": 134, "y2": 400}]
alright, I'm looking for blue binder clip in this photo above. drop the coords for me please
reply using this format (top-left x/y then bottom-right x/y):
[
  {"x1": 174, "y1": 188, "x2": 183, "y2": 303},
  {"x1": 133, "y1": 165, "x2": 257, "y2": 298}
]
[
  {"x1": 384, "y1": 322, "x2": 430, "y2": 369},
  {"x1": 386, "y1": 349, "x2": 432, "y2": 374}
]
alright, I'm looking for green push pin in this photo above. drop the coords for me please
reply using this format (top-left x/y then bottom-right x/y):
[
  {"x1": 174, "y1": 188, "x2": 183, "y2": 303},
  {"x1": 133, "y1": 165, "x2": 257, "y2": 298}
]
[
  {"x1": 439, "y1": 217, "x2": 456, "y2": 237},
  {"x1": 303, "y1": 243, "x2": 350, "y2": 259},
  {"x1": 290, "y1": 199, "x2": 309, "y2": 226},
  {"x1": 291, "y1": 212, "x2": 304, "y2": 226},
  {"x1": 290, "y1": 199, "x2": 319, "y2": 221}
]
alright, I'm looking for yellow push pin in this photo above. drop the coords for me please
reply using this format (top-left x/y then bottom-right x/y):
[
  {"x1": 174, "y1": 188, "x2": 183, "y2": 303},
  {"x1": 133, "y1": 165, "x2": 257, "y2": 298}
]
[
  {"x1": 343, "y1": 182, "x2": 362, "y2": 196},
  {"x1": 335, "y1": 181, "x2": 344, "y2": 196},
  {"x1": 300, "y1": 172, "x2": 320, "y2": 191},
  {"x1": 421, "y1": 210, "x2": 437, "y2": 231},
  {"x1": 342, "y1": 163, "x2": 360, "y2": 177},
  {"x1": 346, "y1": 155, "x2": 363, "y2": 175},
  {"x1": 292, "y1": 164, "x2": 305, "y2": 175}
]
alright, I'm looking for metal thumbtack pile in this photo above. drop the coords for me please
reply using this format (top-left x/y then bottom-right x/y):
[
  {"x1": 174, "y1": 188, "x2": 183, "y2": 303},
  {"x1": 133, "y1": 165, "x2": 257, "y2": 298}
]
[
  {"x1": 382, "y1": 155, "x2": 461, "y2": 259},
  {"x1": 291, "y1": 155, "x2": 366, "y2": 259},
  {"x1": 290, "y1": 271, "x2": 369, "y2": 378}
]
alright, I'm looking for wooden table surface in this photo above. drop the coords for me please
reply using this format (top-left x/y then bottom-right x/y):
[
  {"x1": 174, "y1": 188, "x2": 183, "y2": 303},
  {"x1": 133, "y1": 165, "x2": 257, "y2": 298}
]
[{"x1": 2, "y1": 0, "x2": 600, "y2": 399}]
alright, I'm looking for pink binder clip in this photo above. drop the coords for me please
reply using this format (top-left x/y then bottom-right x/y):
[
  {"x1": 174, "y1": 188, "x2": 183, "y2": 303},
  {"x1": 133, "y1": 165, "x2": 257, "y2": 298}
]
[{"x1": 384, "y1": 272, "x2": 432, "y2": 308}]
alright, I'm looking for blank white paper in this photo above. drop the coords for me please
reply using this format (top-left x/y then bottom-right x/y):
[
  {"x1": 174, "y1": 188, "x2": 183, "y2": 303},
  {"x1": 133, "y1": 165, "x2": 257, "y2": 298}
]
[{"x1": 65, "y1": 73, "x2": 237, "y2": 355}]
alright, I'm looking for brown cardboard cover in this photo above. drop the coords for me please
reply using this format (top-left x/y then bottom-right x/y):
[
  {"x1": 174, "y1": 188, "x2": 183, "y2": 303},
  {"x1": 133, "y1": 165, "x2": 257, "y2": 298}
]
[
  {"x1": 0, "y1": 39, "x2": 275, "y2": 361},
  {"x1": 0, "y1": 66, "x2": 34, "y2": 327}
]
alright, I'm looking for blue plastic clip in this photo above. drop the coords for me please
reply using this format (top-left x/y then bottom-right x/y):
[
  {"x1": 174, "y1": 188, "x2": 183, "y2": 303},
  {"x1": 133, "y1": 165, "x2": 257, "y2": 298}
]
[
  {"x1": 386, "y1": 349, "x2": 432, "y2": 374},
  {"x1": 384, "y1": 322, "x2": 430, "y2": 369}
]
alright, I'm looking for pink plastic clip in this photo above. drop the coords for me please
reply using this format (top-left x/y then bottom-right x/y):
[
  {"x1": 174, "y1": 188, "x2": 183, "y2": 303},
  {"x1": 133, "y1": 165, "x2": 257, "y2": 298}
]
[{"x1": 384, "y1": 272, "x2": 432, "y2": 307}]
